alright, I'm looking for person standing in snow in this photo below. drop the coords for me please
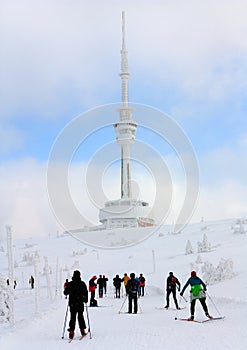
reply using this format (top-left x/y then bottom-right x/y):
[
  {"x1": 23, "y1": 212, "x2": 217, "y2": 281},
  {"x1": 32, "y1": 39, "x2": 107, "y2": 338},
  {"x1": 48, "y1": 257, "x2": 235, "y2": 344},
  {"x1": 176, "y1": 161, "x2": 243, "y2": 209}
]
[
  {"x1": 126, "y1": 273, "x2": 139, "y2": 313},
  {"x1": 180, "y1": 270, "x2": 212, "y2": 320},
  {"x1": 89, "y1": 275, "x2": 97, "y2": 306},
  {"x1": 97, "y1": 275, "x2": 104, "y2": 298},
  {"x1": 122, "y1": 273, "x2": 130, "y2": 295},
  {"x1": 29, "y1": 275, "x2": 34, "y2": 289},
  {"x1": 164, "y1": 271, "x2": 181, "y2": 309},
  {"x1": 64, "y1": 270, "x2": 88, "y2": 340},
  {"x1": 113, "y1": 274, "x2": 122, "y2": 298},
  {"x1": 64, "y1": 279, "x2": 69, "y2": 299},
  {"x1": 102, "y1": 275, "x2": 108, "y2": 295},
  {"x1": 139, "y1": 273, "x2": 146, "y2": 297}
]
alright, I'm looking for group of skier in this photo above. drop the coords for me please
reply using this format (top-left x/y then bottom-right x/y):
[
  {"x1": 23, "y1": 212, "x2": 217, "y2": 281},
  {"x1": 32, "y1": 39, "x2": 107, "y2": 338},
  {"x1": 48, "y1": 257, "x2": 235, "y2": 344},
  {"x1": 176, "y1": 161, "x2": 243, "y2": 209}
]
[
  {"x1": 112, "y1": 273, "x2": 146, "y2": 298},
  {"x1": 63, "y1": 269, "x2": 212, "y2": 340}
]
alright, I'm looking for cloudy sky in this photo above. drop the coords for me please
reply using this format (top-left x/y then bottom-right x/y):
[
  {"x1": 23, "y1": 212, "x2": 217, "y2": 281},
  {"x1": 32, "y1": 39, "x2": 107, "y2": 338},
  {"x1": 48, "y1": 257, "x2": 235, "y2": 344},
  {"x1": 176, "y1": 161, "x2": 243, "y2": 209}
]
[{"x1": 1, "y1": 0, "x2": 247, "y2": 239}]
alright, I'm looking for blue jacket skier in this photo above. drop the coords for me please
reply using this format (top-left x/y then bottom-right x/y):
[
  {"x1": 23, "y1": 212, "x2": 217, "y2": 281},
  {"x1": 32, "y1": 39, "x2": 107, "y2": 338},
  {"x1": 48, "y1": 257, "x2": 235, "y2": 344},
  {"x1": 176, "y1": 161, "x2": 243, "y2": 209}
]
[{"x1": 180, "y1": 270, "x2": 212, "y2": 320}]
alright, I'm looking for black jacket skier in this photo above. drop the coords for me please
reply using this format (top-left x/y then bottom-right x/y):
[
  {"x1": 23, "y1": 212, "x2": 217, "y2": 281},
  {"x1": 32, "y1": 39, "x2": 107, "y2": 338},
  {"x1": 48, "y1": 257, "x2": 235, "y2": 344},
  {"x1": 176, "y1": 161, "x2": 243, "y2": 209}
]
[
  {"x1": 97, "y1": 275, "x2": 104, "y2": 298},
  {"x1": 126, "y1": 273, "x2": 139, "y2": 313},
  {"x1": 164, "y1": 271, "x2": 181, "y2": 309},
  {"x1": 113, "y1": 274, "x2": 122, "y2": 298},
  {"x1": 64, "y1": 270, "x2": 88, "y2": 340}
]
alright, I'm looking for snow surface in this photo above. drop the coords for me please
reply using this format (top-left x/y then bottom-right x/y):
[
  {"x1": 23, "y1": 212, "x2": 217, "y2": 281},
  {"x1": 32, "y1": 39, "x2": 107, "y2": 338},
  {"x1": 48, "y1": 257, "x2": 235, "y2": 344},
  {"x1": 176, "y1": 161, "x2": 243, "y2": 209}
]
[{"x1": 0, "y1": 218, "x2": 247, "y2": 349}]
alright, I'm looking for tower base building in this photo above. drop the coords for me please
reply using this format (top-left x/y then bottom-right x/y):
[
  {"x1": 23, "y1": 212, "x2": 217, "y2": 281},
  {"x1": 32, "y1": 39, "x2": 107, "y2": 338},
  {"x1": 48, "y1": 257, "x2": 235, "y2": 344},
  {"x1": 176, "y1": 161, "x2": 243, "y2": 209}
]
[{"x1": 99, "y1": 199, "x2": 154, "y2": 229}]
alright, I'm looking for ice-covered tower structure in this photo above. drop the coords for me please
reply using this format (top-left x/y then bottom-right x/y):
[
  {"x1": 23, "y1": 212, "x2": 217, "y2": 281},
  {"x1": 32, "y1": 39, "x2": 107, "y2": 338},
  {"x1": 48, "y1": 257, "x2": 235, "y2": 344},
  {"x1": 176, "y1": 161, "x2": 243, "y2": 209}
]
[{"x1": 99, "y1": 12, "x2": 154, "y2": 229}]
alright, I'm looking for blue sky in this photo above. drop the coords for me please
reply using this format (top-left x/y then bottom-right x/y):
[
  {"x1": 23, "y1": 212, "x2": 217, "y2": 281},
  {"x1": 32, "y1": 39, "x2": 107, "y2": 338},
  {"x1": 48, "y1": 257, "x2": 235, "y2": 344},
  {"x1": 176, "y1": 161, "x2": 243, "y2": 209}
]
[{"x1": 1, "y1": 0, "x2": 247, "y2": 238}]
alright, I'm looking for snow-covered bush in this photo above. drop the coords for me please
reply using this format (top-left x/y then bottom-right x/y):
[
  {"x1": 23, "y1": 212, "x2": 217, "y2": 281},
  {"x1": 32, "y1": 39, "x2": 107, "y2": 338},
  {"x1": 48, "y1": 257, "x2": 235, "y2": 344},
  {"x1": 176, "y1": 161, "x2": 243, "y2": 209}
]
[
  {"x1": 197, "y1": 233, "x2": 211, "y2": 253},
  {"x1": 202, "y1": 258, "x2": 235, "y2": 284},
  {"x1": 232, "y1": 220, "x2": 247, "y2": 234},
  {"x1": 0, "y1": 277, "x2": 10, "y2": 324},
  {"x1": 185, "y1": 240, "x2": 194, "y2": 255}
]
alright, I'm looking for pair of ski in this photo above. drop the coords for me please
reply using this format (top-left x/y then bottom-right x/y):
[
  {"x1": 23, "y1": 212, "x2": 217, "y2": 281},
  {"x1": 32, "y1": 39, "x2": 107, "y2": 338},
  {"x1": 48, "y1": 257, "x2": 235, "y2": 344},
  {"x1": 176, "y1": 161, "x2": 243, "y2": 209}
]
[
  {"x1": 68, "y1": 333, "x2": 87, "y2": 343},
  {"x1": 175, "y1": 316, "x2": 225, "y2": 323},
  {"x1": 156, "y1": 307, "x2": 186, "y2": 310}
]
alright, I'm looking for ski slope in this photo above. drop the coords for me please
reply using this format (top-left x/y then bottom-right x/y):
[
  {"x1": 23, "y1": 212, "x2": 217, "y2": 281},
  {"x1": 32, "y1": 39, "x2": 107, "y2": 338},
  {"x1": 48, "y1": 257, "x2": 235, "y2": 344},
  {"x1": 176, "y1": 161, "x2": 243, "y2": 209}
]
[{"x1": 0, "y1": 219, "x2": 247, "y2": 349}]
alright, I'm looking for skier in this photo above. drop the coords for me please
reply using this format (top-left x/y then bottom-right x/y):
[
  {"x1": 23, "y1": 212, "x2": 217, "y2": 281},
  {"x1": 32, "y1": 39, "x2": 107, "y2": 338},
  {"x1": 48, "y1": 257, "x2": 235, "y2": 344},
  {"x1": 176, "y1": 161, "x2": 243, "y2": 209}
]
[
  {"x1": 97, "y1": 275, "x2": 104, "y2": 298},
  {"x1": 64, "y1": 270, "x2": 88, "y2": 340},
  {"x1": 139, "y1": 273, "x2": 146, "y2": 297},
  {"x1": 89, "y1": 275, "x2": 97, "y2": 306},
  {"x1": 29, "y1": 275, "x2": 34, "y2": 289},
  {"x1": 113, "y1": 274, "x2": 122, "y2": 298},
  {"x1": 122, "y1": 273, "x2": 130, "y2": 295},
  {"x1": 64, "y1": 278, "x2": 69, "y2": 289},
  {"x1": 180, "y1": 270, "x2": 212, "y2": 320},
  {"x1": 164, "y1": 271, "x2": 181, "y2": 309},
  {"x1": 102, "y1": 275, "x2": 108, "y2": 295},
  {"x1": 64, "y1": 279, "x2": 69, "y2": 299},
  {"x1": 126, "y1": 273, "x2": 139, "y2": 313}
]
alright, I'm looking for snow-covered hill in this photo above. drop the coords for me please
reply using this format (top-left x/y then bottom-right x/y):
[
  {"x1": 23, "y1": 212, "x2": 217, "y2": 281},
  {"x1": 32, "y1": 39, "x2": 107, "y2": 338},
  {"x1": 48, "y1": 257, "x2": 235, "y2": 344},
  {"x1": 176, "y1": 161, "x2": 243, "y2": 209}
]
[{"x1": 0, "y1": 218, "x2": 246, "y2": 349}]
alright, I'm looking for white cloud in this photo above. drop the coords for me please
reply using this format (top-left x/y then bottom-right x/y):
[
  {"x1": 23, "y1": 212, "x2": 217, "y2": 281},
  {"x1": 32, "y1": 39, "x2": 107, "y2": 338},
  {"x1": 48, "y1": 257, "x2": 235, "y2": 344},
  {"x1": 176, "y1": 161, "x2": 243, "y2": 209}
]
[
  {"x1": 1, "y1": 147, "x2": 246, "y2": 239},
  {"x1": 1, "y1": 0, "x2": 247, "y2": 119}
]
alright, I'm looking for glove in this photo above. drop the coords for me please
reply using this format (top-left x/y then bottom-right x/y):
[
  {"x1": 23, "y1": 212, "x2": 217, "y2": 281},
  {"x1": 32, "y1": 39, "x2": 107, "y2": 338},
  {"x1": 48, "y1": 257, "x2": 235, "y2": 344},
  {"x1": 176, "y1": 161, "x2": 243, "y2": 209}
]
[
  {"x1": 180, "y1": 292, "x2": 183, "y2": 296},
  {"x1": 178, "y1": 287, "x2": 180, "y2": 292}
]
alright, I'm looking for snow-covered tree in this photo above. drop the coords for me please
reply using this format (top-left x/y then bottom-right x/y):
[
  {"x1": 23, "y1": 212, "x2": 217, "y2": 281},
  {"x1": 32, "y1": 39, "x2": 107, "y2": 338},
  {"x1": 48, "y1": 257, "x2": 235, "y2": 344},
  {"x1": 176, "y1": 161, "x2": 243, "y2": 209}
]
[
  {"x1": 185, "y1": 240, "x2": 194, "y2": 255},
  {"x1": 202, "y1": 258, "x2": 235, "y2": 284},
  {"x1": 197, "y1": 233, "x2": 211, "y2": 253}
]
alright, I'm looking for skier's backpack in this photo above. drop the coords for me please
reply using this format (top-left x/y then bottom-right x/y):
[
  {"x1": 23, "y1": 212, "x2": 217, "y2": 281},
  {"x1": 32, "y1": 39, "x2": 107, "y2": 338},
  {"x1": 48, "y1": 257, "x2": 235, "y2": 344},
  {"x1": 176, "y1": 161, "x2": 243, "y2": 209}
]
[
  {"x1": 191, "y1": 284, "x2": 202, "y2": 296},
  {"x1": 171, "y1": 277, "x2": 177, "y2": 285},
  {"x1": 128, "y1": 279, "x2": 139, "y2": 293}
]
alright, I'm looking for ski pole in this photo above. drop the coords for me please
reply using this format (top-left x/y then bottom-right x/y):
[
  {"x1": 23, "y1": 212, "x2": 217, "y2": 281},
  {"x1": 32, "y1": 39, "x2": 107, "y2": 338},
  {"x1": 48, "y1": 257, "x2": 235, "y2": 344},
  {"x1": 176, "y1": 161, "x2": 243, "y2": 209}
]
[
  {"x1": 118, "y1": 295, "x2": 127, "y2": 313},
  {"x1": 61, "y1": 302, "x2": 69, "y2": 339},
  {"x1": 85, "y1": 304, "x2": 92, "y2": 339},
  {"x1": 181, "y1": 295, "x2": 187, "y2": 303},
  {"x1": 206, "y1": 292, "x2": 222, "y2": 317},
  {"x1": 174, "y1": 294, "x2": 183, "y2": 320}
]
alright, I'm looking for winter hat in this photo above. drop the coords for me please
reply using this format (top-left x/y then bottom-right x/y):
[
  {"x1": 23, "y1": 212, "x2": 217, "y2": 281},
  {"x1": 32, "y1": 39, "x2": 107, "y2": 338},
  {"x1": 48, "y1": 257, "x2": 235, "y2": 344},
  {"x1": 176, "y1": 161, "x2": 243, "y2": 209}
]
[
  {"x1": 72, "y1": 270, "x2": 81, "y2": 280},
  {"x1": 169, "y1": 272, "x2": 173, "y2": 276},
  {"x1": 92, "y1": 275, "x2": 97, "y2": 280},
  {"x1": 191, "y1": 270, "x2": 197, "y2": 277},
  {"x1": 130, "y1": 272, "x2": 135, "y2": 278}
]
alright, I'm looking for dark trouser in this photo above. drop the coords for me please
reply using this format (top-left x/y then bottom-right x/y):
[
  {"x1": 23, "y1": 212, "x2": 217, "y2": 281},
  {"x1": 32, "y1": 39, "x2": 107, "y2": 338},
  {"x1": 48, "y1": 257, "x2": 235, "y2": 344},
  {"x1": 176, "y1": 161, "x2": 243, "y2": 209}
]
[
  {"x1": 115, "y1": 286, "x2": 121, "y2": 298},
  {"x1": 69, "y1": 306, "x2": 86, "y2": 331},
  {"x1": 90, "y1": 290, "x2": 95, "y2": 301},
  {"x1": 191, "y1": 298, "x2": 208, "y2": 316},
  {"x1": 98, "y1": 287, "x2": 103, "y2": 297},
  {"x1": 166, "y1": 288, "x2": 178, "y2": 308},
  {"x1": 103, "y1": 284, "x2": 107, "y2": 294},
  {"x1": 128, "y1": 292, "x2": 138, "y2": 313},
  {"x1": 140, "y1": 285, "x2": 145, "y2": 296}
]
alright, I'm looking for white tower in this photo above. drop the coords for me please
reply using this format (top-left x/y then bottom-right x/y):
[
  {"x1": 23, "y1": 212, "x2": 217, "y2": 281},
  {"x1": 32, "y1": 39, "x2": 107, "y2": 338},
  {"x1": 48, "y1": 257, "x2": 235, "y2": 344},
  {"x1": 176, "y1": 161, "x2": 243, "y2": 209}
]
[
  {"x1": 114, "y1": 11, "x2": 137, "y2": 199},
  {"x1": 98, "y1": 12, "x2": 154, "y2": 229}
]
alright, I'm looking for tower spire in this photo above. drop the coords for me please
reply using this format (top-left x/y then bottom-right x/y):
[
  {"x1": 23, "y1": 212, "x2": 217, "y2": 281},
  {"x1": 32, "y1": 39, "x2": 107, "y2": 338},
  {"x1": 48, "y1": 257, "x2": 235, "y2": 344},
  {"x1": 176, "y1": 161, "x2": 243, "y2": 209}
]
[
  {"x1": 114, "y1": 11, "x2": 137, "y2": 199},
  {"x1": 120, "y1": 11, "x2": 130, "y2": 109}
]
